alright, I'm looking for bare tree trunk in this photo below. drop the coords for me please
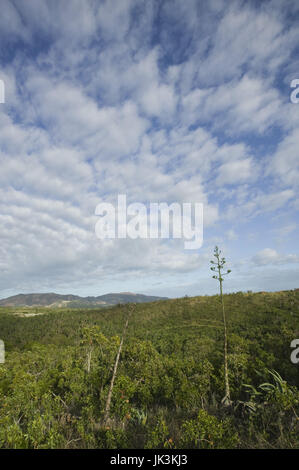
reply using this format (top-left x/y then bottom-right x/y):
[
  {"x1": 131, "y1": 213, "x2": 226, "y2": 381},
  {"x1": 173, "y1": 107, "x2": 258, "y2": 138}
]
[
  {"x1": 219, "y1": 271, "x2": 231, "y2": 406},
  {"x1": 103, "y1": 306, "x2": 133, "y2": 425},
  {"x1": 211, "y1": 246, "x2": 232, "y2": 407},
  {"x1": 221, "y1": 297, "x2": 231, "y2": 405},
  {"x1": 87, "y1": 349, "x2": 92, "y2": 373}
]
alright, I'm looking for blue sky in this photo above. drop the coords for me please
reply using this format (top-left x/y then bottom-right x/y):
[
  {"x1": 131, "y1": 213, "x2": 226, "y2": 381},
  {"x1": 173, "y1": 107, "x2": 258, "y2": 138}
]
[{"x1": 0, "y1": 0, "x2": 298, "y2": 299}]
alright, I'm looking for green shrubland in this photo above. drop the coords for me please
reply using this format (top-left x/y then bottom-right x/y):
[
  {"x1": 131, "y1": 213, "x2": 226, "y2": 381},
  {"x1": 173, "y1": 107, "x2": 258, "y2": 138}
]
[{"x1": 0, "y1": 289, "x2": 298, "y2": 448}]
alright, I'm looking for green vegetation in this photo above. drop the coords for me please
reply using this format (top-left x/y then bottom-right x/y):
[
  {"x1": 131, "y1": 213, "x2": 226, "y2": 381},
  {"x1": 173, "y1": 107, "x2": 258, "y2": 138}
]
[{"x1": 0, "y1": 289, "x2": 298, "y2": 448}]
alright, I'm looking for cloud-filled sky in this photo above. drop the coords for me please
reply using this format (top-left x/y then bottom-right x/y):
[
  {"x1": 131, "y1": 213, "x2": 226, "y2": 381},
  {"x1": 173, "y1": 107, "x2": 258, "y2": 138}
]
[{"x1": 0, "y1": 0, "x2": 298, "y2": 299}]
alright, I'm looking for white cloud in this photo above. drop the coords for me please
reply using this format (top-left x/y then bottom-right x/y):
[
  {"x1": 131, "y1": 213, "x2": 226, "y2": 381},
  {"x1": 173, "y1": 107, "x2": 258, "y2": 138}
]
[
  {"x1": 226, "y1": 229, "x2": 238, "y2": 241},
  {"x1": 0, "y1": 0, "x2": 298, "y2": 297},
  {"x1": 252, "y1": 248, "x2": 299, "y2": 266},
  {"x1": 196, "y1": 4, "x2": 296, "y2": 86},
  {"x1": 269, "y1": 128, "x2": 299, "y2": 187},
  {"x1": 216, "y1": 158, "x2": 255, "y2": 185},
  {"x1": 224, "y1": 189, "x2": 295, "y2": 221}
]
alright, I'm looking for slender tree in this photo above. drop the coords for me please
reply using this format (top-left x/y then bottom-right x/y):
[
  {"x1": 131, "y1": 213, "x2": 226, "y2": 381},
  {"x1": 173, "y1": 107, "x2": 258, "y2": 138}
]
[
  {"x1": 210, "y1": 246, "x2": 232, "y2": 406},
  {"x1": 103, "y1": 303, "x2": 135, "y2": 425}
]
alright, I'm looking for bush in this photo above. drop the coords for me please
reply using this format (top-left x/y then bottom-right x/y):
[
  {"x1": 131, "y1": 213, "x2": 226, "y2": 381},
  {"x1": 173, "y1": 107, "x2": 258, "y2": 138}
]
[{"x1": 180, "y1": 409, "x2": 239, "y2": 449}]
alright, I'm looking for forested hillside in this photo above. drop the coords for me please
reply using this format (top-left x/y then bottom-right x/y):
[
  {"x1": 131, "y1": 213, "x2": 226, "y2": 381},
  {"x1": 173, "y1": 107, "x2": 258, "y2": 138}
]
[
  {"x1": 0, "y1": 290, "x2": 298, "y2": 449},
  {"x1": 0, "y1": 292, "x2": 167, "y2": 307}
]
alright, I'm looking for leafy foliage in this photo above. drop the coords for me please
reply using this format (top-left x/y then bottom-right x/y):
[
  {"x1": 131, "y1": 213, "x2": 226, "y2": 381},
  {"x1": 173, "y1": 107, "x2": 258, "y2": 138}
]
[{"x1": 0, "y1": 289, "x2": 298, "y2": 448}]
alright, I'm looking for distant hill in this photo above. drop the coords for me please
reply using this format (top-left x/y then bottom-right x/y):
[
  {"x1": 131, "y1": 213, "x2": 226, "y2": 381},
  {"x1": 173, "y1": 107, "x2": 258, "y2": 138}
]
[{"x1": 0, "y1": 292, "x2": 168, "y2": 307}]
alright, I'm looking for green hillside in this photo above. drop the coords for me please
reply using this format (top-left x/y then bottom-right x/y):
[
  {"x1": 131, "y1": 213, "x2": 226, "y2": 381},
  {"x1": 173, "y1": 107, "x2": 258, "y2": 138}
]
[{"x1": 0, "y1": 290, "x2": 298, "y2": 449}]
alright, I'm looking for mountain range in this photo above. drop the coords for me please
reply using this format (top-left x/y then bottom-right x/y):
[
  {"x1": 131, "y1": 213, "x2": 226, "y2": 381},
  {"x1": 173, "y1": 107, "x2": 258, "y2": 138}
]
[{"x1": 0, "y1": 292, "x2": 168, "y2": 308}]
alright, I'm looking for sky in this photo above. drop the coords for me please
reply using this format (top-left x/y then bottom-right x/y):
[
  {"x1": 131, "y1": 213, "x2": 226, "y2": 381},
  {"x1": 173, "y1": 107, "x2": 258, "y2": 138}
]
[{"x1": 0, "y1": 0, "x2": 299, "y2": 299}]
